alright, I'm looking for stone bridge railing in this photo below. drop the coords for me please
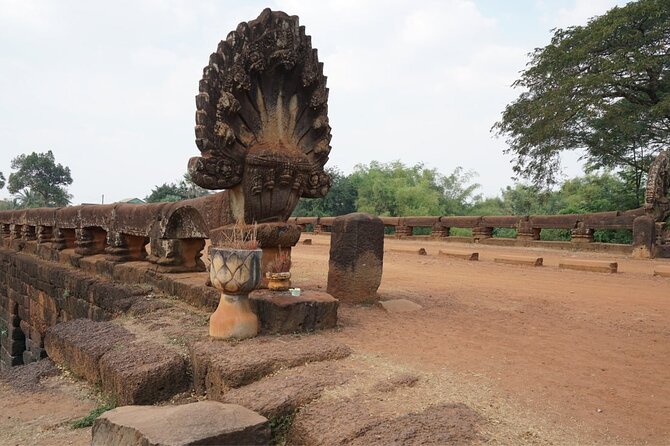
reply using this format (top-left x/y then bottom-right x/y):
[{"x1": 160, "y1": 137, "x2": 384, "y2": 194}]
[
  {"x1": 0, "y1": 199, "x2": 213, "y2": 272},
  {"x1": 292, "y1": 207, "x2": 668, "y2": 258}
]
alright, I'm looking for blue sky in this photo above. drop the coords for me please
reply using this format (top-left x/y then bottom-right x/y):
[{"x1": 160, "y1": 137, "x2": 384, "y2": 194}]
[{"x1": 0, "y1": 0, "x2": 631, "y2": 204}]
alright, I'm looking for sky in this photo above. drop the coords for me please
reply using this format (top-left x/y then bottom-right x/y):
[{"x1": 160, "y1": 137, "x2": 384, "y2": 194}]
[{"x1": 0, "y1": 0, "x2": 632, "y2": 204}]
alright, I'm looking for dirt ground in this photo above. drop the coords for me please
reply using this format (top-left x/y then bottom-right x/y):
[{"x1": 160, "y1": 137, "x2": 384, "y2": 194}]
[{"x1": 2, "y1": 235, "x2": 670, "y2": 445}]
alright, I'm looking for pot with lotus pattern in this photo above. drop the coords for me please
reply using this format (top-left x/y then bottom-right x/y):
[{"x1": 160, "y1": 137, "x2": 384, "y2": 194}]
[{"x1": 208, "y1": 247, "x2": 262, "y2": 339}]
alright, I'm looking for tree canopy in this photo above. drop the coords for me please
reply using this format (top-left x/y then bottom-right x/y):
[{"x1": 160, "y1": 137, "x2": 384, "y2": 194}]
[
  {"x1": 145, "y1": 173, "x2": 211, "y2": 203},
  {"x1": 8, "y1": 150, "x2": 73, "y2": 207},
  {"x1": 493, "y1": 0, "x2": 670, "y2": 188},
  {"x1": 0, "y1": 172, "x2": 5, "y2": 190}
]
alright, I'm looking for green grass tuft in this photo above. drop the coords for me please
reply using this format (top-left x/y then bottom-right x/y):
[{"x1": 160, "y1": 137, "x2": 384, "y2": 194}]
[{"x1": 70, "y1": 404, "x2": 114, "y2": 429}]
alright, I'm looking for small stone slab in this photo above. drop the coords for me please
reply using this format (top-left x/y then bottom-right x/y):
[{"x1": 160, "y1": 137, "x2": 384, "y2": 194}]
[
  {"x1": 250, "y1": 289, "x2": 338, "y2": 334},
  {"x1": 494, "y1": 255, "x2": 543, "y2": 267},
  {"x1": 653, "y1": 266, "x2": 670, "y2": 278},
  {"x1": 303, "y1": 238, "x2": 313, "y2": 245},
  {"x1": 438, "y1": 250, "x2": 479, "y2": 261},
  {"x1": 559, "y1": 259, "x2": 618, "y2": 273},
  {"x1": 379, "y1": 299, "x2": 423, "y2": 313},
  {"x1": 92, "y1": 401, "x2": 270, "y2": 446}
]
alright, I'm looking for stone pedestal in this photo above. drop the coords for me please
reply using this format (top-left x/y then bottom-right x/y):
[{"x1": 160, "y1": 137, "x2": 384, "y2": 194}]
[
  {"x1": 431, "y1": 224, "x2": 450, "y2": 238},
  {"x1": 632, "y1": 215, "x2": 657, "y2": 258},
  {"x1": 571, "y1": 223, "x2": 594, "y2": 243},
  {"x1": 473, "y1": 226, "x2": 493, "y2": 241},
  {"x1": 327, "y1": 213, "x2": 384, "y2": 304},
  {"x1": 395, "y1": 225, "x2": 413, "y2": 238}
]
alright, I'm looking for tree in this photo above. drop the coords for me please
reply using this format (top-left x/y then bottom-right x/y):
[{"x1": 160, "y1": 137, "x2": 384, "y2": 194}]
[
  {"x1": 350, "y1": 161, "x2": 480, "y2": 217},
  {"x1": 0, "y1": 172, "x2": 5, "y2": 190},
  {"x1": 292, "y1": 167, "x2": 357, "y2": 217},
  {"x1": 145, "y1": 173, "x2": 211, "y2": 203},
  {"x1": 493, "y1": 0, "x2": 670, "y2": 188},
  {"x1": 8, "y1": 150, "x2": 73, "y2": 207}
]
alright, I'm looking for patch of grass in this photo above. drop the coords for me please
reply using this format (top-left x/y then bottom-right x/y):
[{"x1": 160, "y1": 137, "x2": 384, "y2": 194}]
[
  {"x1": 70, "y1": 403, "x2": 114, "y2": 429},
  {"x1": 270, "y1": 410, "x2": 297, "y2": 446}
]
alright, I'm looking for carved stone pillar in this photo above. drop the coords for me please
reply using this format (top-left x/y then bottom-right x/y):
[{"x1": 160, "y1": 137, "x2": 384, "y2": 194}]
[
  {"x1": 517, "y1": 220, "x2": 540, "y2": 240},
  {"x1": 105, "y1": 231, "x2": 148, "y2": 262},
  {"x1": 9, "y1": 224, "x2": 22, "y2": 240},
  {"x1": 21, "y1": 225, "x2": 36, "y2": 241},
  {"x1": 395, "y1": 225, "x2": 413, "y2": 238},
  {"x1": 52, "y1": 228, "x2": 76, "y2": 250},
  {"x1": 148, "y1": 237, "x2": 206, "y2": 272},
  {"x1": 36, "y1": 226, "x2": 53, "y2": 245},
  {"x1": 75, "y1": 228, "x2": 107, "y2": 256},
  {"x1": 431, "y1": 224, "x2": 450, "y2": 238},
  {"x1": 473, "y1": 226, "x2": 493, "y2": 241},
  {"x1": 571, "y1": 223, "x2": 594, "y2": 243}
]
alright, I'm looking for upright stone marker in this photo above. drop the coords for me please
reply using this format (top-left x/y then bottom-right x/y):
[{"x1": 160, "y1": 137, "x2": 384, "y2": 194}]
[{"x1": 327, "y1": 213, "x2": 384, "y2": 303}]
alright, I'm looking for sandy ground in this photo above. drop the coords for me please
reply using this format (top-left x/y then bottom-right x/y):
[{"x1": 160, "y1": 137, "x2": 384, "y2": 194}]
[{"x1": 2, "y1": 234, "x2": 670, "y2": 445}]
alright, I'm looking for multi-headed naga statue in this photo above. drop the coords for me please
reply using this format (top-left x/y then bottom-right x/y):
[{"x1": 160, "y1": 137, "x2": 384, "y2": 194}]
[{"x1": 188, "y1": 8, "x2": 331, "y2": 225}]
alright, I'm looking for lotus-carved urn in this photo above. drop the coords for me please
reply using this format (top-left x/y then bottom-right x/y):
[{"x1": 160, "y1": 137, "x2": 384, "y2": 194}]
[{"x1": 208, "y1": 247, "x2": 262, "y2": 339}]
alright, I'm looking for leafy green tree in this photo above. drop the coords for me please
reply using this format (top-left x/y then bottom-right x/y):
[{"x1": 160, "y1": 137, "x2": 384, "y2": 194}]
[
  {"x1": 493, "y1": 0, "x2": 670, "y2": 188},
  {"x1": 0, "y1": 172, "x2": 5, "y2": 190},
  {"x1": 292, "y1": 167, "x2": 357, "y2": 217},
  {"x1": 350, "y1": 161, "x2": 471, "y2": 217},
  {"x1": 145, "y1": 173, "x2": 211, "y2": 203},
  {"x1": 8, "y1": 150, "x2": 73, "y2": 207}
]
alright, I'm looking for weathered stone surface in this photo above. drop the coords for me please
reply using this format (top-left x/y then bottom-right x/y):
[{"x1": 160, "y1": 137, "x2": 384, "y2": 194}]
[
  {"x1": 327, "y1": 213, "x2": 384, "y2": 304},
  {"x1": 558, "y1": 259, "x2": 618, "y2": 273},
  {"x1": 379, "y1": 299, "x2": 423, "y2": 313},
  {"x1": 653, "y1": 266, "x2": 670, "y2": 278},
  {"x1": 190, "y1": 335, "x2": 351, "y2": 398},
  {"x1": 188, "y1": 8, "x2": 332, "y2": 224},
  {"x1": 44, "y1": 319, "x2": 134, "y2": 383},
  {"x1": 632, "y1": 215, "x2": 657, "y2": 258},
  {"x1": 92, "y1": 401, "x2": 270, "y2": 446},
  {"x1": 221, "y1": 361, "x2": 353, "y2": 419},
  {"x1": 494, "y1": 255, "x2": 543, "y2": 267},
  {"x1": 250, "y1": 289, "x2": 338, "y2": 334},
  {"x1": 99, "y1": 342, "x2": 188, "y2": 405},
  {"x1": 439, "y1": 250, "x2": 479, "y2": 261}
]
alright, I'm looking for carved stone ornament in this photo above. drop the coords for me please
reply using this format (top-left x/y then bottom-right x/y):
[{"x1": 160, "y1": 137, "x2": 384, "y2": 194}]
[
  {"x1": 644, "y1": 150, "x2": 670, "y2": 222},
  {"x1": 188, "y1": 8, "x2": 332, "y2": 223}
]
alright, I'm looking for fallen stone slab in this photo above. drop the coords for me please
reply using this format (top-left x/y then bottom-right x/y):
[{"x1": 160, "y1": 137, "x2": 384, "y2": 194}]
[
  {"x1": 494, "y1": 255, "x2": 543, "y2": 267},
  {"x1": 249, "y1": 289, "x2": 338, "y2": 334},
  {"x1": 99, "y1": 342, "x2": 188, "y2": 405},
  {"x1": 438, "y1": 250, "x2": 479, "y2": 261},
  {"x1": 92, "y1": 401, "x2": 270, "y2": 446},
  {"x1": 44, "y1": 320, "x2": 135, "y2": 383},
  {"x1": 558, "y1": 259, "x2": 618, "y2": 273},
  {"x1": 652, "y1": 266, "x2": 670, "y2": 278},
  {"x1": 221, "y1": 361, "x2": 353, "y2": 419},
  {"x1": 379, "y1": 299, "x2": 423, "y2": 313},
  {"x1": 191, "y1": 335, "x2": 351, "y2": 398}
]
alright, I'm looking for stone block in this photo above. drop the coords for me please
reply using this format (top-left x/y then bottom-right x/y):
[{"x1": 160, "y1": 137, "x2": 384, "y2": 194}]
[
  {"x1": 99, "y1": 342, "x2": 188, "y2": 405},
  {"x1": 653, "y1": 266, "x2": 670, "y2": 278},
  {"x1": 92, "y1": 401, "x2": 270, "y2": 446},
  {"x1": 250, "y1": 289, "x2": 338, "y2": 334},
  {"x1": 494, "y1": 255, "x2": 543, "y2": 267},
  {"x1": 438, "y1": 250, "x2": 479, "y2": 261},
  {"x1": 632, "y1": 215, "x2": 656, "y2": 258},
  {"x1": 190, "y1": 336, "x2": 351, "y2": 397},
  {"x1": 327, "y1": 213, "x2": 384, "y2": 304},
  {"x1": 379, "y1": 299, "x2": 423, "y2": 313},
  {"x1": 558, "y1": 259, "x2": 618, "y2": 273},
  {"x1": 44, "y1": 319, "x2": 134, "y2": 383}
]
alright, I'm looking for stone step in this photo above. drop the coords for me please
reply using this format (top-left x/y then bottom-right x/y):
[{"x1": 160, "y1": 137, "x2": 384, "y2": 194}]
[
  {"x1": 45, "y1": 319, "x2": 187, "y2": 405},
  {"x1": 92, "y1": 402, "x2": 270, "y2": 446},
  {"x1": 653, "y1": 266, "x2": 670, "y2": 278},
  {"x1": 438, "y1": 250, "x2": 479, "y2": 261},
  {"x1": 494, "y1": 255, "x2": 543, "y2": 267},
  {"x1": 190, "y1": 335, "x2": 351, "y2": 399},
  {"x1": 379, "y1": 299, "x2": 423, "y2": 313},
  {"x1": 249, "y1": 290, "x2": 338, "y2": 334},
  {"x1": 558, "y1": 259, "x2": 618, "y2": 273}
]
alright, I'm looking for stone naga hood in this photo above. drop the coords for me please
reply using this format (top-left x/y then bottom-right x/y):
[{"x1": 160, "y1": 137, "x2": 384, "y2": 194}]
[{"x1": 188, "y1": 8, "x2": 332, "y2": 224}]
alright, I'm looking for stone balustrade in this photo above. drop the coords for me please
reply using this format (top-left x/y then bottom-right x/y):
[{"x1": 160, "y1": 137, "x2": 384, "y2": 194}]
[
  {"x1": 292, "y1": 207, "x2": 668, "y2": 257},
  {"x1": 0, "y1": 201, "x2": 209, "y2": 272}
]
